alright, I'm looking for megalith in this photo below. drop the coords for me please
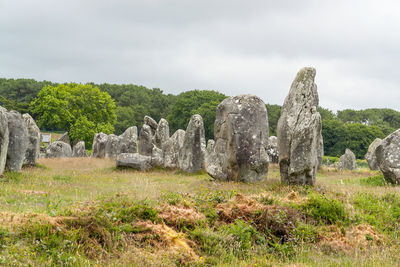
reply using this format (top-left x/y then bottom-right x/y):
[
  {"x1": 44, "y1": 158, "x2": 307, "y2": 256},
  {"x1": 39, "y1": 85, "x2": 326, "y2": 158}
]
[
  {"x1": 119, "y1": 126, "x2": 138, "y2": 154},
  {"x1": 162, "y1": 129, "x2": 185, "y2": 168},
  {"x1": 338, "y1": 149, "x2": 357, "y2": 170},
  {"x1": 92, "y1": 133, "x2": 108, "y2": 158},
  {"x1": 365, "y1": 138, "x2": 382, "y2": 170},
  {"x1": 72, "y1": 141, "x2": 87, "y2": 157},
  {"x1": 46, "y1": 141, "x2": 72, "y2": 158},
  {"x1": 0, "y1": 107, "x2": 9, "y2": 175},
  {"x1": 105, "y1": 134, "x2": 120, "y2": 158},
  {"x1": 6, "y1": 111, "x2": 29, "y2": 172},
  {"x1": 138, "y1": 124, "x2": 153, "y2": 156},
  {"x1": 153, "y1": 118, "x2": 170, "y2": 149},
  {"x1": 376, "y1": 129, "x2": 400, "y2": 183},
  {"x1": 267, "y1": 136, "x2": 279, "y2": 164},
  {"x1": 22, "y1": 113, "x2": 41, "y2": 166}
]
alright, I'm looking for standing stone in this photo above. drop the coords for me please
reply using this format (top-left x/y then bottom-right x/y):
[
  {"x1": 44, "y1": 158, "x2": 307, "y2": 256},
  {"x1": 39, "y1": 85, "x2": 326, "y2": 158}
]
[
  {"x1": 153, "y1": 118, "x2": 170, "y2": 149},
  {"x1": 162, "y1": 129, "x2": 185, "y2": 168},
  {"x1": 105, "y1": 134, "x2": 120, "y2": 158},
  {"x1": 72, "y1": 141, "x2": 87, "y2": 157},
  {"x1": 338, "y1": 149, "x2": 357, "y2": 170},
  {"x1": 119, "y1": 126, "x2": 138, "y2": 154},
  {"x1": 318, "y1": 136, "x2": 324, "y2": 169},
  {"x1": 46, "y1": 141, "x2": 72, "y2": 158},
  {"x1": 144, "y1": 116, "x2": 158, "y2": 134},
  {"x1": 365, "y1": 138, "x2": 382, "y2": 170},
  {"x1": 92, "y1": 133, "x2": 108, "y2": 158},
  {"x1": 267, "y1": 136, "x2": 279, "y2": 164},
  {"x1": 138, "y1": 124, "x2": 154, "y2": 156},
  {"x1": 22, "y1": 114, "x2": 41, "y2": 166},
  {"x1": 0, "y1": 107, "x2": 9, "y2": 175},
  {"x1": 178, "y1": 114, "x2": 206, "y2": 173},
  {"x1": 116, "y1": 153, "x2": 152, "y2": 171},
  {"x1": 277, "y1": 67, "x2": 322, "y2": 185},
  {"x1": 6, "y1": 111, "x2": 29, "y2": 172},
  {"x1": 376, "y1": 129, "x2": 400, "y2": 183},
  {"x1": 206, "y1": 95, "x2": 269, "y2": 182},
  {"x1": 57, "y1": 132, "x2": 70, "y2": 144},
  {"x1": 151, "y1": 146, "x2": 164, "y2": 167}
]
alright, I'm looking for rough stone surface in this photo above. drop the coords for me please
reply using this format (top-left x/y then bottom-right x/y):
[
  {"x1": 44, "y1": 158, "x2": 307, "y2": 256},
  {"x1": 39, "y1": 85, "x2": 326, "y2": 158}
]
[
  {"x1": 178, "y1": 114, "x2": 206, "y2": 173},
  {"x1": 376, "y1": 130, "x2": 400, "y2": 183},
  {"x1": 46, "y1": 141, "x2": 72, "y2": 158},
  {"x1": 119, "y1": 126, "x2": 138, "y2": 154},
  {"x1": 0, "y1": 107, "x2": 9, "y2": 175},
  {"x1": 116, "y1": 153, "x2": 152, "y2": 171},
  {"x1": 318, "y1": 136, "x2": 324, "y2": 169},
  {"x1": 162, "y1": 129, "x2": 185, "y2": 168},
  {"x1": 22, "y1": 114, "x2": 41, "y2": 166},
  {"x1": 57, "y1": 132, "x2": 70, "y2": 144},
  {"x1": 267, "y1": 136, "x2": 279, "y2": 164},
  {"x1": 138, "y1": 124, "x2": 154, "y2": 156},
  {"x1": 206, "y1": 95, "x2": 269, "y2": 182},
  {"x1": 105, "y1": 134, "x2": 120, "y2": 158},
  {"x1": 6, "y1": 111, "x2": 29, "y2": 172},
  {"x1": 153, "y1": 118, "x2": 170, "y2": 149},
  {"x1": 144, "y1": 116, "x2": 158, "y2": 134},
  {"x1": 72, "y1": 141, "x2": 87, "y2": 157},
  {"x1": 92, "y1": 133, "x2": 108, "y2": 158},
  {"x1": 151, "y1": 146, "x2": 164, "y2": 167},
  {"x1": 338, "y1": 149, "x2": 357, "y2": 170},
  {"x1": 277, "y1": 67, "x2": 323, "y2": 185},
  {"x1": 365, "y1": 138, "x2": 382, "y2": 170}
]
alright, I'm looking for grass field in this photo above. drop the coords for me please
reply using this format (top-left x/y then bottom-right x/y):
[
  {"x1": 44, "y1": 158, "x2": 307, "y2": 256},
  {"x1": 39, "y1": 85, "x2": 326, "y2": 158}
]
[{"x1": 0, "y1": 158, "x2": 399, "y2": 266}]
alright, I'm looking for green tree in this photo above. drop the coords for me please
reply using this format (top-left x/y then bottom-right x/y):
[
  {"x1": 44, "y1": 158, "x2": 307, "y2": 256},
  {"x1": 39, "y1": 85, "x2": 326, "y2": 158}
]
[
  {"x1": 192, "y1": 101, "x2": 221, "y2": 140},
  {"x1": 266, "y1": 104, "x2": 281, "y2": 136}
]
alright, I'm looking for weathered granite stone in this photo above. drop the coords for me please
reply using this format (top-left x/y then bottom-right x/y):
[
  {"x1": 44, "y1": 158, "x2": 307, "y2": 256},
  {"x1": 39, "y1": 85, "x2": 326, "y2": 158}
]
[
  {"x1": 318, "y1": 136, "x2": 324, "y2": 169},
  {"x1": 22, "y1": 114, "x2": 41, "y2": 166},
  {"x1": 376, "y1": 130, "x2": 400, "y2": 183},
  {"x1": 338, "y1": 149, "x2": 357, "y2": 170},
  {"x1": 0, "y1": 107, "x2": 9, "y2": 175},
  {"x1": 105, "y1": 134, "x2": 120, "y2": 158},
  {"x1": 151, "y1": 146, "x2": 163, "y2": 167},
  {"x1": 206, "y1": 95, "x2": 269, "y2": 182},
  {"x1": 57, "y1": 132, "x2": 70, "y2": 144},
  {"x1": 144, "y1": 116, "x2": 158, "y2": 134},
  {"x1": 46, "y1": 141, "x2": 72, "y2": 158},
  {"x1": 277, "y1": 67, "x2": 323, "y2": 185},
  {"x1": 72, "y1": 141, "x2": 87, "y2": 157},
  {"x1": 365, "y1": 138, "x2": 382, "y2": 170},
  {"x1": 138, "y1": 124, "x2": 153, "y2": 156},
  {"x1": 92, "y1": 133, "x2": 108, "y2": 158},
  {"x1": 6, "y1": 111, "x2": 29, "y2": 172},
  {"x1": 178, "y1": 114, "x2": 206, "y2": 173},
  {"x1": 267, "y1": 136, "x2": 279, "y2": 164},
  {"x1": 116, "y1": 153, "x2": 152, "y2": 171},
  {"x1": 153, "y1": 118, "x2": 169, "y2": 149},
  {"x1": 162, "y1": 129, "x2": 185, "y2": 168},
  {"x1": 119, "y1": 126, "x2": 138, "y2": 154}
]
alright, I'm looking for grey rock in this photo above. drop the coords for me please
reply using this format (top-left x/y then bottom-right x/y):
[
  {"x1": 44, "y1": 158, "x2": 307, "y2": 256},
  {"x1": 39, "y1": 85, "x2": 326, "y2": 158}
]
[
  {"x1": 365, "y1": 138, "x2": 382, "y2": 170},
  {"x1": 105, "y1": 134, "x2": 120, "y2": 158},
  {"x1": 277, "y1": 67, "x2": 322, "y2": 185},
  {"x1": 22, "y1": 114, "x2": 41, "y2": 166},
  {"x1": 6, "y1": 111, "x2": 29, "y2": 172},
  {"x1": 57, "y1": 132, "x2": 70, "y2": 144},
  {"x1": 138, "y1": 124, "x2": 154, "y2": 156},
  {"x1": 72, "y1": 141, "x2": 87, "y2": 157},
  {"x1": 153, "y1": 118, "x2": 170, "y2": 149},
  {"x1": 92, "y1": 133, "x2": 108, "y2": 158},
  {"x1": 338, "y1": 149, "x2": 357, "y2": 170},
  {"x1": 46, "y1": 141, "x2": 72, "y2": 158},
  {"x1": 116, "y1": 153, "x2": 152, "y2": 171},
  {"x1": 206, "y1": 95, "x2": 269, "y2": 182},
  {"x1": 151, "y1": 146, "x2": 164, "y2": 167},
  {"x1": 119, "y1": 126, "x2": 138, "y2": 154},
  {"x1": 376, "y1": 130, "x2": 400, "y2": 183},
  {"x1": 178, "y1": 114, "x2": 206, "y2": 173},
  {"x1": 318, "y1": 136, "x2": 324, "y2": 169},
  {"x1": 267, "y1": 136, "x2": 279, "y2": 164},
  {"x1": 144, "y1": 116, "x2": 158, "y2": 134},
  {"x1": 162, "y1": 129, "x2": 185, "y2": 168},
  {"x1": 0, "y1": 107, "x2": 9, "y2": 175}
]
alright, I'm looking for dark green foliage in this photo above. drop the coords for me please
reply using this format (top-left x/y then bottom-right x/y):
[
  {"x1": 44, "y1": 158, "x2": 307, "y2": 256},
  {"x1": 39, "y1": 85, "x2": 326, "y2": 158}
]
[
  {"x1": 301, "y1": 194, "x2": 348, "y2": 225},
  {"x1": 360, "y1": 174, "x2": 389, "y2": 186},
  {"x1": 266, "y1": 104, "x2": 281, "y2": 136}
]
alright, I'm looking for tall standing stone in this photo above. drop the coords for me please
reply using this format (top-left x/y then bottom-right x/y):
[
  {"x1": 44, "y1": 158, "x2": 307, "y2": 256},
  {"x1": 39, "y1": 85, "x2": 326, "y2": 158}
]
[
  {"x1": 277, "y1": 67, "x2": 323, "y2": 185},
  {"x1": 338, "y1": 149, "x2": 357, "y2": 170},
  {"x1": 105, "y1": 134, "x2": 120, "y2": 158},
  {"x1": 144, "y1": 116, "x2": 158, "y2": 134},
  {"x1": 6, "y1": 111, "x2": 29, "y2": 172},
  {"x1": 0, "y1": 107, "x2": 9, "y2": 175},
  {"x1": 376, "y1": 129, "x2": 400, "y2": 183},
  {"x1": 153, "y1": 118, "x2": 170, "y2": 149},
  {"x1": 205, "y1": 95, "x2": 269, "y2": 182},
  {"x1": 92, "y1": 133, "x2": 108, "y2": 158},
  {"x1": 162, "y1": 129, "x2": 185, "y2": 168},
  {"x1": 72, "y1": 141, "x2": 87, "y2": 157},
  {"x1": 365, "y1": 138, "x2": 382, "y2": 170},
  {"x1": 22, "y1": 114, "x2": 41, "y2": 166},
  {"x1": 138, "y1": 124, "x2": 154, "y2": 156},
  {"x1": 178, "y1": 114, "x2": 206, "y2": 173},
  {"x1": 119, "y1": 126, "x2": 138, "y2": 154}
]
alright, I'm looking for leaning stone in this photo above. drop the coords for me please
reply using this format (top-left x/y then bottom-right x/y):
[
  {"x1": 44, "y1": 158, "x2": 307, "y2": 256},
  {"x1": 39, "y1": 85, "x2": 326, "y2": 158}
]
[
  {"x1": 144, "y1": 116, "x2": 158, "y2": 134},
  {"x1": 46, "y1": 141, "x2": 72, "y2": 158},
  {"x1": 0, "y1": 107, "x2": 9, "y2": 175},
  {"x1": 22, "y1": 114, "x2": 41, "y2": 166},
  {"x1": 153, "y1": 118, "x2": 170, "y2": 149},
  {"x1": 138, "y1": 124, "x2": 153, "y2": 156},
  {"x1": 72, "y1": 141, "x2": 87, "y2": 157},
  {"x1": 338, "y1": 149, "x2": 357, "y2": 170},
  {"x1": 376, "y1": 130, "x2": 400, "y2": 183},
  {"x1": 267, "y1": 136, "x2": 279, "y2": 164},
  {"x1": 57, "y1": 132, "x2": 70, "y2": 144},
  {"x1": 178, "y1": 114, "x2": 206, "y2": 173},
  {"x1": 105, "y1": 134, "x2": 120, "y2": 158},
  {"x1": 206, "y1": 95, "x2": 269, "y2": 182},
  {"x1": 119, "y1": 126, "x2": 138, "y2": 154},
  {"x1": 6, "y1": 111, "x2": 29, "y2": 172},
  {"x1": 365, "y1": 138, "x2": 382, "y2": 170},
  {"x1": 92, "y1": 133, "x2": 108, "y2": 158},
  {"x1": 162, "y1": 129, "x2": 185, "y2": 168},
  {"x1": 116, "y1": 153, "x2": 152, "y2": 171},
  {"x1": 277, "y1": 67, "x2": 323, "y2": 185}
]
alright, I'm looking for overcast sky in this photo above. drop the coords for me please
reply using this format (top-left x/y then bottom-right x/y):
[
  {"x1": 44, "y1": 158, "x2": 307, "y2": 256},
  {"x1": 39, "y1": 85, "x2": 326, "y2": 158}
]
[{"x1": 1, "y1": 0, "x2": 399, "y2": 111}]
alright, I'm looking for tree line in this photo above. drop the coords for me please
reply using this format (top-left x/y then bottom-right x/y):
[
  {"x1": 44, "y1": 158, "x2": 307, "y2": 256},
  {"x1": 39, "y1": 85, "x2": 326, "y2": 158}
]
[{"x1": 1, "y1": 78, "x2": 398, "y2": 158}]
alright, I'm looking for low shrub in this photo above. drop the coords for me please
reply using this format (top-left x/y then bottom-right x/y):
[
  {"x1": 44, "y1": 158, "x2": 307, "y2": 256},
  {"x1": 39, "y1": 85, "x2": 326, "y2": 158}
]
[{"x1": 360, "y1": 174, "x2": 389, "y2": 186}]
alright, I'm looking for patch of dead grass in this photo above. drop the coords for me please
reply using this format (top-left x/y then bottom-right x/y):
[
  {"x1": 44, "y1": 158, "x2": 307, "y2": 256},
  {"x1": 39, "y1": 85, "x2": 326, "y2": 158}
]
[{"x1": 158, "y1": 204, "x2": 205, "y2": 228}]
